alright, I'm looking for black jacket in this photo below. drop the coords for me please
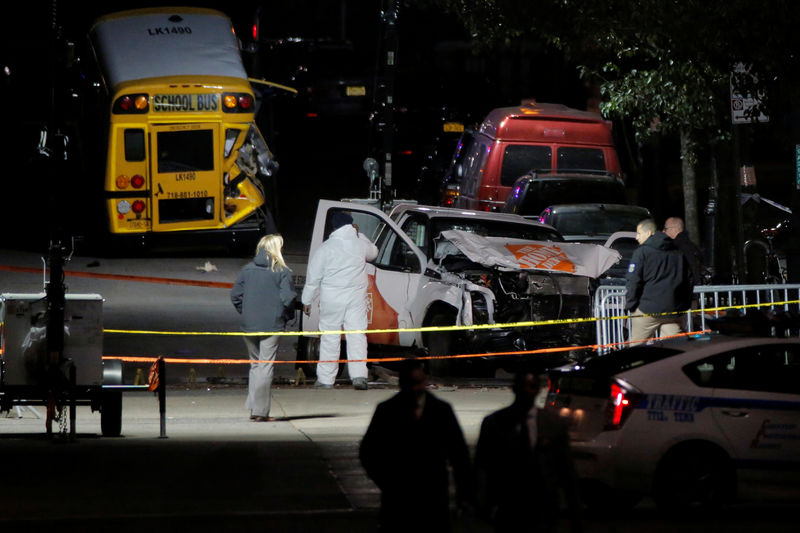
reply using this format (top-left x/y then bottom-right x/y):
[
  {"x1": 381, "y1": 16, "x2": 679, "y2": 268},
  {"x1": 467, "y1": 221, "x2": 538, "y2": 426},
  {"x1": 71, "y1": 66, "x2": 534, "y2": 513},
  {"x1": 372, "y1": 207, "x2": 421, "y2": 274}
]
[
  {"x1": 475, "y1": 403, "x2": 581, "y2": 531},
  {"x1": 672, "y1": 230, "x2": 704, "y2": 284},
  {"x1": 625, "y1": 231, "x2": 693, "y2": 313},
  {"x1": 359, "y1": 391, "x2": 472, "y2": 532}
]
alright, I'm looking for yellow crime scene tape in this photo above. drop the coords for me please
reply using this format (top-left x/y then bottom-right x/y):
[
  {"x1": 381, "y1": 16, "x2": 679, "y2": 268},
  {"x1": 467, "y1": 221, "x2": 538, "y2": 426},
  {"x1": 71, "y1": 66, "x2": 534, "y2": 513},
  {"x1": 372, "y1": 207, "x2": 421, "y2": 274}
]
[
  {"x1": 99, "y1": 297, "x2": 800, "y2": 366},
  {"x1": 101, "y1": 329, "x2": 711, "y2": 366},
  {"x1": 102, "y1": 299, "x2": 800, "y2": 338}
]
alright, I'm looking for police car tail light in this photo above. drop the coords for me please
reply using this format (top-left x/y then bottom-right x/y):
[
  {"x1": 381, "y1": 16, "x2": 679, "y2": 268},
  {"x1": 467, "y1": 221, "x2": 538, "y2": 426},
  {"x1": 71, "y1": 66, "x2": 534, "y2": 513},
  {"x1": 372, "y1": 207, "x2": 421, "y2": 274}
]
[{"x1": 604, "y1": 381, "x2": 637, "y2": 430}]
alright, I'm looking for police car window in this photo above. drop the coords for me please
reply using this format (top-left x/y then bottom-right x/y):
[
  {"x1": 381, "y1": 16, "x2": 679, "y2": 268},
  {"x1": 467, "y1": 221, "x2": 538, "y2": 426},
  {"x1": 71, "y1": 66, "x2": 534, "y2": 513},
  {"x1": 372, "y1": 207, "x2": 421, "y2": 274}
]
[
  {"x1": 581, "y1": 346, "x2": 684, "y2": 374},
  {"x1": 684, "y1": 345, "x2": 800, "y2": 394}
]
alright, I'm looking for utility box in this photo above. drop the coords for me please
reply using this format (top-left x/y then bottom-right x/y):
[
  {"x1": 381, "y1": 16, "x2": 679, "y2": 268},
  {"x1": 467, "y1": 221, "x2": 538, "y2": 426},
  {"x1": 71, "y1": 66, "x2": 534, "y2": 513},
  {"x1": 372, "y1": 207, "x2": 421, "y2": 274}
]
[{"x1": 1, "y1": 293, "x2": 104, "y2": 387}]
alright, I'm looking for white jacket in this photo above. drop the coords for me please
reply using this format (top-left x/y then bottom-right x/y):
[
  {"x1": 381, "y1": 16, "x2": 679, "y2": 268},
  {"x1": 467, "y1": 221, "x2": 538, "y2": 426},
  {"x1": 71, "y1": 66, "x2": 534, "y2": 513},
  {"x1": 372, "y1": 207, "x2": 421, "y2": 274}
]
[{"x1": 301, "y1": 224, "x2": 379, "y2": 305}]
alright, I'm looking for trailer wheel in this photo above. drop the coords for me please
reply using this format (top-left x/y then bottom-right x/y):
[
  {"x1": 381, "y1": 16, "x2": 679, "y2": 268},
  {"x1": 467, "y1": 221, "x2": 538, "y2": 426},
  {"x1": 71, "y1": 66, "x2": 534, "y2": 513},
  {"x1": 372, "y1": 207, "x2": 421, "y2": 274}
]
[{"x1": 101, "y1": 390, "x2": 123, "y2": 437}]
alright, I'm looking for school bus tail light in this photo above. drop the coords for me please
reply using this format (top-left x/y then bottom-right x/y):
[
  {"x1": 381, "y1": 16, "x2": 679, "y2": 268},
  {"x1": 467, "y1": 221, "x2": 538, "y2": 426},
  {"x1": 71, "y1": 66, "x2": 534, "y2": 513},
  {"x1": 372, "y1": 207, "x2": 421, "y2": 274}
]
[
  {"x1": 115, "y1": 175, "x2": 130, "y2": 189},
  {"x1": 130, "y1": 174, "x2": 145, "y2": 189},
  {"x1": 131, "y1": 200, "x2": 146, "y2": 214},
  {"x1": 113, "y1": 94, "x2": 149, "y2": 114},
  {"x1": 222, "y1": 92, "x2": 254, "y2": 113}
]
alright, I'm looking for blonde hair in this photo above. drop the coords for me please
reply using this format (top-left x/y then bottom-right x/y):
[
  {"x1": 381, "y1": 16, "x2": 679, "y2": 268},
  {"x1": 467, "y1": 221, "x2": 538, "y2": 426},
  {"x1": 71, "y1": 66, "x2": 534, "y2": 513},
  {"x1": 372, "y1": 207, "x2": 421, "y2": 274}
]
[{"x1": 256, "y1": 234, "x2": 289, "y2": 272}]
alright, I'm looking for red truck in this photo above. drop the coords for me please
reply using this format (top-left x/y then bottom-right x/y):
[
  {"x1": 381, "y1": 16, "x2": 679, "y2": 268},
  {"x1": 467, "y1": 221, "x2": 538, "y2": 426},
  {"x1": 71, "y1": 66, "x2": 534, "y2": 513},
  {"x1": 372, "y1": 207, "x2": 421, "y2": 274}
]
[{"x1": 447, "y1": 101, "x2": 622, "y2": 211}]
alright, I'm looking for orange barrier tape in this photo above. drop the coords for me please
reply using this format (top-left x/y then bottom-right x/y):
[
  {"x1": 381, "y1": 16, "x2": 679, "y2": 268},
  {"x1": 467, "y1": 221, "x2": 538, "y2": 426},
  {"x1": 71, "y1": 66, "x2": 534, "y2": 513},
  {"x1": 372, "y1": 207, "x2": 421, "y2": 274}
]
[
  {"x1": 0, "y1": 264, "x2": 234, "y2": 289},
  {"x1": 101, "y1": 330, "x2": 710, "y2": 366}
]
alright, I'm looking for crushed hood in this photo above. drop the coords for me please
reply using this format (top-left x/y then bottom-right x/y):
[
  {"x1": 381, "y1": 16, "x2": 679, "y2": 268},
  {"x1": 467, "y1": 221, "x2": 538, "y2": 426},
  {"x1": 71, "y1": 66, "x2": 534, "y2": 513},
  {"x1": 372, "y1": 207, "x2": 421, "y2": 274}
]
[{"x1": 440, "y1": 229, "x2": 621, "y2": 278}]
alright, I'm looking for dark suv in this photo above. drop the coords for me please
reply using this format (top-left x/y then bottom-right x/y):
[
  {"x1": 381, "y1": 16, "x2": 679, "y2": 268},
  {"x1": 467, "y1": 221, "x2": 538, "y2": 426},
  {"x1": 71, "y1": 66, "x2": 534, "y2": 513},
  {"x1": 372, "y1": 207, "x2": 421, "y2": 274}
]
[{"x1": 502, "y1": 171, "x2": 627, "y2": 218}]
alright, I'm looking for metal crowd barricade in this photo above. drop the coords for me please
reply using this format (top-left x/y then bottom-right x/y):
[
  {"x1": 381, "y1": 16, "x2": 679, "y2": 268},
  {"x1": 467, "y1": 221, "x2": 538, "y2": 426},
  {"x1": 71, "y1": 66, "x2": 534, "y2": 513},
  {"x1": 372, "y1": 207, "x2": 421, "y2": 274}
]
[
  {"x1": 594, "y1": 285, "x2": 629, "y2": 354},
  {"x1": 694, "y1": 283, "x2": 800, "y2": 335},
  {"x1": 593, "y1": 283, "x2": 800, "y2": 353}
]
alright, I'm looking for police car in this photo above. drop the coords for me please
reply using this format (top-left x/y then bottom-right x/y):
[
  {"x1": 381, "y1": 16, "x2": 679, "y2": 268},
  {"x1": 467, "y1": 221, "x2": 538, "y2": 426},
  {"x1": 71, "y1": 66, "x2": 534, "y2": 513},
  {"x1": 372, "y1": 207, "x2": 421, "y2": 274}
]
[{"x1": 547, "y1": 335, "x2": 800, "y2": 510}]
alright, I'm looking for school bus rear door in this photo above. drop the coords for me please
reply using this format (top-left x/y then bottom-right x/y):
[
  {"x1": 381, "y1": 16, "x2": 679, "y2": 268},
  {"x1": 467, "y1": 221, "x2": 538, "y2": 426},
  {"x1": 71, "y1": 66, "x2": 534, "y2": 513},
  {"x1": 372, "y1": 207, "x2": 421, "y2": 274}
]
[{"x1": 149, "y1": 123, "x2": 221, "y2": 232}]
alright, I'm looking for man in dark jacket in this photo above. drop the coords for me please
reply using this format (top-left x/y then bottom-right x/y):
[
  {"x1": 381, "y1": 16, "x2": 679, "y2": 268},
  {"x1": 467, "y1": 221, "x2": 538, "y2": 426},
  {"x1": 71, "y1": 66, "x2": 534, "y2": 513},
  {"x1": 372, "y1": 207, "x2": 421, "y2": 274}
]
[
  {"x1": 626, "y1": 219, "x2": 693, "y2": 345},
  {"x1": 475, "y1": 372, "x2": 581, "y2": 533},
  {"x1": 663, "y1": 216, "x2": 704, "y2": 284},
  {"x1": 359, "y1": 359, "x2": 472, "y2": 532}
]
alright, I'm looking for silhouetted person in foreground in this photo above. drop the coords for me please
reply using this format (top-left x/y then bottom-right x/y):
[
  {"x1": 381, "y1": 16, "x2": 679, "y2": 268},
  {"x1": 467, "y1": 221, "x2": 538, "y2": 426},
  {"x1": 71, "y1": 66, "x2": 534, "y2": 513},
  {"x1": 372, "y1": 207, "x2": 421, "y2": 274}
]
[
  {"x1": 359, "y1": 359, "x2": 472, "y2": 532},
  {"x1": 475, "y1": 372, "x2": 582, "y2": 533}
]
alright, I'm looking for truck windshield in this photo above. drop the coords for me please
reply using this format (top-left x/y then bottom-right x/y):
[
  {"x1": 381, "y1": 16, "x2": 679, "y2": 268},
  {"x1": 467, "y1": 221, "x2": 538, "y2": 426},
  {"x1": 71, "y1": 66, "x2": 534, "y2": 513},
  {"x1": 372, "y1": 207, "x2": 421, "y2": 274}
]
[{"x1": 432, "y1": 218, "x2": 563, "y2": 242}]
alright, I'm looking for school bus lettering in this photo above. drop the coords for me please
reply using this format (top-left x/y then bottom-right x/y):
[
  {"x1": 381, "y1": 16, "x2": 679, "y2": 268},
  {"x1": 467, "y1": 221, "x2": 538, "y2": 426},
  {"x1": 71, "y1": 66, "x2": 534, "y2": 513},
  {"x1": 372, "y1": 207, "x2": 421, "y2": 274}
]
[
  {"x1": 147, "y1": 26, "x2": 193, "y2": 36},
  {"x1": 175, "y1": 172, "x2": 196, "y2": 182},
  {"x1": 153, "y1": 94, "x2": 219, "y2": 113}
]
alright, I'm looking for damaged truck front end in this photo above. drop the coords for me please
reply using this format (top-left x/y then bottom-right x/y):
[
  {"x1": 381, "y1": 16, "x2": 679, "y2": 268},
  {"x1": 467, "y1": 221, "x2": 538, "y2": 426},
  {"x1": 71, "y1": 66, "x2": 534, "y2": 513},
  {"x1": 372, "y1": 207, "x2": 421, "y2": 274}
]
[{"x1": 432, "y1": 261, "x2": 597, "y2": 373}]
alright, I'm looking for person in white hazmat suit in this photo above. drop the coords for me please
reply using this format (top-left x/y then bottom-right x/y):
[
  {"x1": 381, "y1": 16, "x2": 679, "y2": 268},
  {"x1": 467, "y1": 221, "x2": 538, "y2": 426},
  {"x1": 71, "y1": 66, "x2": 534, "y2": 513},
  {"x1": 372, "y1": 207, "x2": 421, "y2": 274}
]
[{"x1": 302, "y1": 211, "x2": 379, "y2": 389}]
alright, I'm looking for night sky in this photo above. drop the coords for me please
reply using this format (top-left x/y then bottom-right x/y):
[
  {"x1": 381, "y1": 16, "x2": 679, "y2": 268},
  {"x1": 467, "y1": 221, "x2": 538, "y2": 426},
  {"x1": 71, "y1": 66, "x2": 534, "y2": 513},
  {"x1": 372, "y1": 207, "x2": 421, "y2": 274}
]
[{"x1": 1, "y1": 1, "x2": 595, "y2": 252}]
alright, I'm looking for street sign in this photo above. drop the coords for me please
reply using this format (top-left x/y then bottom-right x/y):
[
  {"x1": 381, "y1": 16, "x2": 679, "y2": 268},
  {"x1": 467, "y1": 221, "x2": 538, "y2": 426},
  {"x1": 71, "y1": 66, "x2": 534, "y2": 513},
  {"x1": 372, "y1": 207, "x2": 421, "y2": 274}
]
[{"x1": 730, "y1": 63, "x2": 769, "y2": 124}]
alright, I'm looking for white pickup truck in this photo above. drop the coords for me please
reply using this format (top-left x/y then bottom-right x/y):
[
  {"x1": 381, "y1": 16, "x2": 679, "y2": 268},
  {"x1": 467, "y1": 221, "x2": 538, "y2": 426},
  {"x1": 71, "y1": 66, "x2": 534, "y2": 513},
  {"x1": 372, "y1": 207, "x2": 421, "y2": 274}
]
[{"x1": 299, "y1": 200, "x2": 620, "y2": 376}]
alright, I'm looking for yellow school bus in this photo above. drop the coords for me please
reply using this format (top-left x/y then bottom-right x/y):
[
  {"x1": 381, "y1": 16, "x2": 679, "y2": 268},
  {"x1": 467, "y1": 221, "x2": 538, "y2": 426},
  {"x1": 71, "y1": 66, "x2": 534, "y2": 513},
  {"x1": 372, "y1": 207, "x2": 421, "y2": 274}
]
[{"x1": 89, "y1": 7, "x2": 281, "y2": 243}]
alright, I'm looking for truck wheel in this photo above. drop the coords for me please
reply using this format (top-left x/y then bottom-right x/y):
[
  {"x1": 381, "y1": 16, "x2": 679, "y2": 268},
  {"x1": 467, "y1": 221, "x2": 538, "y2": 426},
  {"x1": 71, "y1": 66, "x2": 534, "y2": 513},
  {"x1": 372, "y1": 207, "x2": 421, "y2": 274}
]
[
  {"x1": 427, "y1": 314, "x2": 455, "y2": 377},
  {"x1": 297, "y1": 336, "x2": 319, "y2": 378},
  {"x1": 100, "y1": 390, "x2": 123, "y2": 437}
]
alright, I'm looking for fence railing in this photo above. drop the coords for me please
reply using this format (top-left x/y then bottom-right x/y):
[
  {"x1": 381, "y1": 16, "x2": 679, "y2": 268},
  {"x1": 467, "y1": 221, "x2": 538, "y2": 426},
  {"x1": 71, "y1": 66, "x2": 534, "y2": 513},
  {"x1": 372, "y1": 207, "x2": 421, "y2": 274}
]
[{"x1": 594, "y1": 283, "x2": 800, "y2": 353}]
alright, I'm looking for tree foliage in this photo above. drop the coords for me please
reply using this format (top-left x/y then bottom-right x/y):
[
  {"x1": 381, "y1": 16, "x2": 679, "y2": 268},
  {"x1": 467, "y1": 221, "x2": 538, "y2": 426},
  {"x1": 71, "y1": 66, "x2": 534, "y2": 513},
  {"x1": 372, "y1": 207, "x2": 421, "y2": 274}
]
[
  {"x1": 423, "y1": 0, "x2": 800, "y2": 243},
  {"x1": 428, "y1": 0, "x2": 798, "y2": 142}
]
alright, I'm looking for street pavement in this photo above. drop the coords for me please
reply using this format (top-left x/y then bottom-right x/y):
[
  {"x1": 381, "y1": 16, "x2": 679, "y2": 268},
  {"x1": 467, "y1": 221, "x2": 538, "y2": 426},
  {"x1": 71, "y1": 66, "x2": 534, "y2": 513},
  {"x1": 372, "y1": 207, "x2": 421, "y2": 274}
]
[
  {"x1": 3, "y1": 247, "x2": 800, "y2": 532},
  {"x1": 0, "y1": 245, "x2": 309, "y2": 384},
  {"x1": 0, "y1": 382, "x2": 513, "y2": 532}
]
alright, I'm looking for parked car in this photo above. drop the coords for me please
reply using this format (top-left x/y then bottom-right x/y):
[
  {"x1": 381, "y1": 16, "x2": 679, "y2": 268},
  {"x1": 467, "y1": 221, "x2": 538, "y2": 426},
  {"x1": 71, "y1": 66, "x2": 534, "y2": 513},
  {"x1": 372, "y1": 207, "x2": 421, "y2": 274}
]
[
  {"x1": 546, "y1": 335, "x2": 800, "y2": 510},
  {"x1": 448, "y1": 101, "x2": 622, "y2": 212},
  {"x1": 537, "y1": 204, "x2": 651, "y2": 242},
  {"x1": 502, "y1": 171, "x2": 628, "y2": 219},
  {"x1": 300, "y1": 200, "x2": 621, "y2": 377}
]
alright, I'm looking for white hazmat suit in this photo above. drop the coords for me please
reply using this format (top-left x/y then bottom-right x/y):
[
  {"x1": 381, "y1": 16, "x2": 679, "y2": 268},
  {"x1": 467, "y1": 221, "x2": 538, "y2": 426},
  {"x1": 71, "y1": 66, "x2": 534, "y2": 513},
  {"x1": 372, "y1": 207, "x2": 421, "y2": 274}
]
[{"x1": 301, "y1": 222, "x2": 379, "y2": 385}]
